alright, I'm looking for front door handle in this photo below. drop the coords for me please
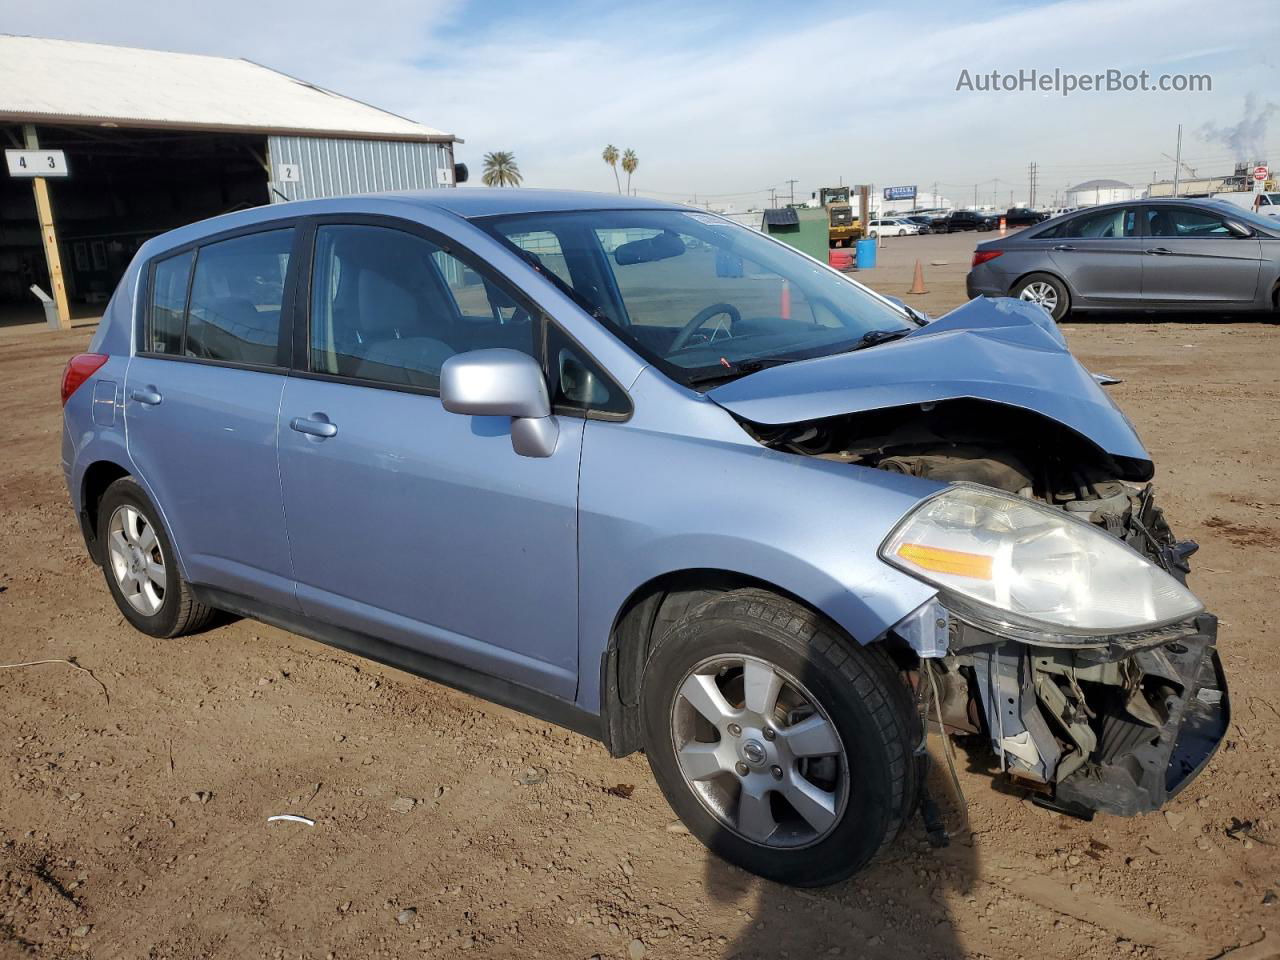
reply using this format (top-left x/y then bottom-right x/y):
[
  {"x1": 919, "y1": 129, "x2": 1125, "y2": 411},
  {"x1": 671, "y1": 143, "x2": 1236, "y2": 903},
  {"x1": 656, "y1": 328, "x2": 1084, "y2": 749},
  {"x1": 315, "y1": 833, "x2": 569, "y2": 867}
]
[
  {"x1": 289, "y1": 416, "x2": 338, "y2": 439},
  {"x1": 130, "y1": 387, "x2": 163, "y2": 406},
  {"x1": 1146, "y1": 247, "x2": 1172, "y2": 255},
  {"x1": 1051, "y1": 244, "x2": 1076, "y2": 251}
]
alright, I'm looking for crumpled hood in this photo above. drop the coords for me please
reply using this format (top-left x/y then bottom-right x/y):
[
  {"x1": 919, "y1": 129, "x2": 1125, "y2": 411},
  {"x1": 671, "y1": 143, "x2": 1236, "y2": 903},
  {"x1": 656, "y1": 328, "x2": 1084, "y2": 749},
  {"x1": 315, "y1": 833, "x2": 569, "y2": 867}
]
[{"x1": 707, "y1": 296, "x2": 1151, "y2": 468}]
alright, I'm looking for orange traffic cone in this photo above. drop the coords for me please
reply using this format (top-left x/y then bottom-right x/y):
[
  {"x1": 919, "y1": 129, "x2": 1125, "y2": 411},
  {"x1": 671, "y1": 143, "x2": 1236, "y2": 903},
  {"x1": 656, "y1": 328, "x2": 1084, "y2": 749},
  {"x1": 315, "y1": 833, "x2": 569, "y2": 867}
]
[{"x1": 908, "y1": 259, "x2": 928, "y2": 295}]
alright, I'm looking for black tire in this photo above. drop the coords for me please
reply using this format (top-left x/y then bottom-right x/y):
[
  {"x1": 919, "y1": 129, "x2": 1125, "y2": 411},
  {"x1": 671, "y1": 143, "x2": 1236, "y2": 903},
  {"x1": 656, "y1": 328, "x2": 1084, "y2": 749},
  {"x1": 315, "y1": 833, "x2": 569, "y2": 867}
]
[
  {"x1": 1011, "y1": 271, "x2": 1071, "y2": 322},
  {"x1": 97, "y1": 477, "x2": 215, "y2": 638},
  {"x1": 640, "y1": 589, "x2": 920, "y2": 887}
]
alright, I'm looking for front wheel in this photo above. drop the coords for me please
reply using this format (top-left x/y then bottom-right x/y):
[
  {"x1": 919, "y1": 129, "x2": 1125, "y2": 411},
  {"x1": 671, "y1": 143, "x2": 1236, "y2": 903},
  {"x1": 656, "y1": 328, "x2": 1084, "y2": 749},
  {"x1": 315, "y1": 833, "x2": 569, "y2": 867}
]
[
  {"x1": 897, "y1": 229, "x2": 907, "y2": 237},
  {"x1": 640, "y1": 590, "x2": 920, "y2": 887},
  {"x1": 1012, "y1": 271, "x2": 1070, "y2": 321}
]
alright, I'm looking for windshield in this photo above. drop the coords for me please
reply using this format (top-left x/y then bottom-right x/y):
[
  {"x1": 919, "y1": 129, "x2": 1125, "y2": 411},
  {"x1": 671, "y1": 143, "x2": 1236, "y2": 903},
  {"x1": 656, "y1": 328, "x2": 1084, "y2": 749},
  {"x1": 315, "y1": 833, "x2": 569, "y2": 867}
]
[{"x1": 478, "y1": 209, "x2": 915, "y2": 387}]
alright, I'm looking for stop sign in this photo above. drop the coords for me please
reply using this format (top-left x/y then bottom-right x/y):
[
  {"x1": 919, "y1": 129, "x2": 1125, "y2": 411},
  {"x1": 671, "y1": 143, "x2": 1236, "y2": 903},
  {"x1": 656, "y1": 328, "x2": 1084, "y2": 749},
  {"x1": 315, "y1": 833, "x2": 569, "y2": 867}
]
[{"x1": 1254, "y1": 165, "x2": 1269, "y2": 181}]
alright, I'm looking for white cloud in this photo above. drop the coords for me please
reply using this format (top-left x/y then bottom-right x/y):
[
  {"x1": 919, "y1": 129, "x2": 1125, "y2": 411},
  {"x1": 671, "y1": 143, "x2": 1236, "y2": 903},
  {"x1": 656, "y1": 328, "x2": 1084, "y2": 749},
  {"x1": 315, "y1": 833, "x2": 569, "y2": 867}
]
[{"x1": 2, "y1": 0, "x2": 1273, "y2": 204}]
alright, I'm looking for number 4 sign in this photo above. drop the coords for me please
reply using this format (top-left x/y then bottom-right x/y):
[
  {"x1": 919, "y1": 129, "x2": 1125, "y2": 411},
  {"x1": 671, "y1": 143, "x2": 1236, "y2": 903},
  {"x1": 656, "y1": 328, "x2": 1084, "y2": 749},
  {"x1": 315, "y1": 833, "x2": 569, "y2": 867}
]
[{"x1": 5, "y1": 149, "x2": 70, "y2": 177}]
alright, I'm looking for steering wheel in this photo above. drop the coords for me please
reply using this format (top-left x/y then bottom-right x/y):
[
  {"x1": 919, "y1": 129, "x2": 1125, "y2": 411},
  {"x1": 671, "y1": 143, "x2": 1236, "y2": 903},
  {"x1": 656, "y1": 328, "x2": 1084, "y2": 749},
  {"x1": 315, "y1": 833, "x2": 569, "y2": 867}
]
[{"x1": 668, "y1": 302, "x2": 742, "y2": 353}]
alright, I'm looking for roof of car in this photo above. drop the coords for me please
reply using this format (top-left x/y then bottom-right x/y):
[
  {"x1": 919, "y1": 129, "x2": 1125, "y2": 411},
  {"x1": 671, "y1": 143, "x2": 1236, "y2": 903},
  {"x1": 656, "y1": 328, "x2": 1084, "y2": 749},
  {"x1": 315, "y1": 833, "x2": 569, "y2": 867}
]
[
  {"x1": 128, "y1": 188, "x2": 701, "y2": 265},
  {"x1": 1067, "y1": 196, "x2": 1233, "y2": 211},
  {"x1": 396, "y1": 188, "x2": 689, "y2": 218}
]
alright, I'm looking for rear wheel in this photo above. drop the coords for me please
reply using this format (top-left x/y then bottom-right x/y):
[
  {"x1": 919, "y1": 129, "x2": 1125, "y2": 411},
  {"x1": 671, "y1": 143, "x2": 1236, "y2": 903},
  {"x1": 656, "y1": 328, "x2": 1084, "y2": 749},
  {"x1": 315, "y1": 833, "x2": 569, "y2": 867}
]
[
  {"x1": 640, "y1": 589, "x2": 920, "y2": 887},
  {"x1": 98, "y1": 477, "x2": 215, "y2": 638},
  {"x1": 1012, "y1": 271, "x2": 1070, "y2": 322}
]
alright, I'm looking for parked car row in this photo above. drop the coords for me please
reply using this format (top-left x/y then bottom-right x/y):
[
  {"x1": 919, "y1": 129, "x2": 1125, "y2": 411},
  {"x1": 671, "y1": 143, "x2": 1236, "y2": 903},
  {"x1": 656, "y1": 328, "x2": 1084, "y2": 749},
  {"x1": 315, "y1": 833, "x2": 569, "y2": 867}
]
[{"x1": 967, "y1": 197, "x2": 1280, "y2": 321}]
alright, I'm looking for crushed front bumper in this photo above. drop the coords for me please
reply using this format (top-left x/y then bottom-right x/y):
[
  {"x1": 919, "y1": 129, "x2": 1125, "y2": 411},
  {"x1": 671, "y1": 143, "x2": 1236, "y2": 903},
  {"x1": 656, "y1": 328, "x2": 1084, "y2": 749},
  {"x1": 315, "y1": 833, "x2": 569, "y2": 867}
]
[
  {"x1": 1053, "y1": 615, "x2": 1228, "y2": 816},
  {"x1": 954, "y1": 613, "x2": 1228, "y2": 819}
]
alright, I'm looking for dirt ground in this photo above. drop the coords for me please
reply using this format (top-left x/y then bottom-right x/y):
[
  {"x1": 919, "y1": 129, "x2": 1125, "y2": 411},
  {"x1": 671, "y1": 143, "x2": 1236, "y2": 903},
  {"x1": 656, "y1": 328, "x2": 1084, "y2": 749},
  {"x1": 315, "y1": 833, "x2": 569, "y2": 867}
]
[{"x1": 2, "y1": 230, "x2": 1279, "y2": 960}]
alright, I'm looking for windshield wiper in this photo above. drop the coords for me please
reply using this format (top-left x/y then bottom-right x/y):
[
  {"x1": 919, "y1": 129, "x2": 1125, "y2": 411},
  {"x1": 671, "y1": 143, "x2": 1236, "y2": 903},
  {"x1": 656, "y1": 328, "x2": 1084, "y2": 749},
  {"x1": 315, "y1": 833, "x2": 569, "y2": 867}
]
[
  {"x1": 850, "y1": 327, "x2": 912, "y2": 349},
  {"x1": 685, "y1": 356, "x2": 798, "y2": 386},
  {"x1": 684, "y1": 329, "x2": 912, "y2": 387}
]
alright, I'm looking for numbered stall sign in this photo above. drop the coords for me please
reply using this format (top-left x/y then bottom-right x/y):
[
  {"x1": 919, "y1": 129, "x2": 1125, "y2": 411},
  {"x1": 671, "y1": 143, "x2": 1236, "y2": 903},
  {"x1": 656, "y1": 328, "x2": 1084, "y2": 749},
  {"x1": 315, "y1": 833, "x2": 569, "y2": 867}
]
[{"x1": 5, "y1": 150, "x2": 70, "y2": 177}]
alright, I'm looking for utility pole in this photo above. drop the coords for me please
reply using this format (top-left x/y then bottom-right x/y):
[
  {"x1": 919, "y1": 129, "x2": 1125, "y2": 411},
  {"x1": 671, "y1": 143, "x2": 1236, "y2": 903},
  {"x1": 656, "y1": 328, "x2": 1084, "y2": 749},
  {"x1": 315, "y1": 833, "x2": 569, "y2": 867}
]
[
  {"x1": 973, "y1": 183, "x2": 978, "y2": 208},
  {"x1": 769, "y1": 187, "x2": 777, "y2": 209},
  {"x1": 785, "y1": 178, "x2": 798, "y2": 207},
  {"x1": 1172, "y1": 124, "x2": 1183, "y2": 197},
  {"x1": 1028, "y1": 161, "x2": 1038, "y2": 208}
]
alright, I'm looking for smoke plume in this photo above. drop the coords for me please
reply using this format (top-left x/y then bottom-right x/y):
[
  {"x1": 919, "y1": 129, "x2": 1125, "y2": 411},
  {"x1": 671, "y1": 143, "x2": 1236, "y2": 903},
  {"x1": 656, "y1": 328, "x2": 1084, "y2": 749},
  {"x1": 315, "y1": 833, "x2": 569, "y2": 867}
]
[{"x1": 1198, "y1": 93, "x2": 1278, "y2": 163}]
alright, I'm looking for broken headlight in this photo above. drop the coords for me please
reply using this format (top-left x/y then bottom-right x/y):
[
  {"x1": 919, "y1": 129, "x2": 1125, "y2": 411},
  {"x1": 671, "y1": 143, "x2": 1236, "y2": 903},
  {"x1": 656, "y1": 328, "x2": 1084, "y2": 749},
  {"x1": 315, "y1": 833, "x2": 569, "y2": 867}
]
[{"x1": 880, "y1": 484, "x2": 1202, "y2": 644}]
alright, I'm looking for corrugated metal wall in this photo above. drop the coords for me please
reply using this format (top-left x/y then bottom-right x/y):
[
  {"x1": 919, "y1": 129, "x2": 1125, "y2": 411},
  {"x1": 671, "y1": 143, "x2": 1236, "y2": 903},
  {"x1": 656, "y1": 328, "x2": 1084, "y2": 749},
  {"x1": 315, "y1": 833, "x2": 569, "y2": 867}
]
[{"x1": 266, "y1": 136, "x2": 453, "y2": 202}]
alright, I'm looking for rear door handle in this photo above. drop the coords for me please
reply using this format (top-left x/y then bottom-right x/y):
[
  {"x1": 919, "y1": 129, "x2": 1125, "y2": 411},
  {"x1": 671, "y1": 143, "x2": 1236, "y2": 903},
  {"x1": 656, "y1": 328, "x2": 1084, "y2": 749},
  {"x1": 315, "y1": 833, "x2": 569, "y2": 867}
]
[
  {"x1": 130, "y1": 387, "x2": 162, "y2": 406},
  {"x1": 1051, "y1": 244, "x2": 1076, "y2": 251},
  {"x1": 1146, "y1": 247, "x2": 1172, "y2": 255},
  {"x1": 289, "y1": 416, "x2": 338, "y2": 439}
]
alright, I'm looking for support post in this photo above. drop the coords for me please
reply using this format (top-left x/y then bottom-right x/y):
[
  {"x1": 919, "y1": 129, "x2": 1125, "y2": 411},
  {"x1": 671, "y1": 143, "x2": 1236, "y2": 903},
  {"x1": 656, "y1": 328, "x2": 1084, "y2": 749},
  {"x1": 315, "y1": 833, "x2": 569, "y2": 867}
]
[{"x1": 23, "y1": 125, "x2": 71, "y2": 330}]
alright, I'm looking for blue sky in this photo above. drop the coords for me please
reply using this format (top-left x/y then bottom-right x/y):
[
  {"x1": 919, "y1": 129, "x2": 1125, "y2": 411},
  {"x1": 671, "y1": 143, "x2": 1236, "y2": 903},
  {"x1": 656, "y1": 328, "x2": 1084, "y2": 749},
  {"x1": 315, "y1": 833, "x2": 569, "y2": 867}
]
[{"x1": 3, "y1": 0, "x2": 1277, "y2": 208}]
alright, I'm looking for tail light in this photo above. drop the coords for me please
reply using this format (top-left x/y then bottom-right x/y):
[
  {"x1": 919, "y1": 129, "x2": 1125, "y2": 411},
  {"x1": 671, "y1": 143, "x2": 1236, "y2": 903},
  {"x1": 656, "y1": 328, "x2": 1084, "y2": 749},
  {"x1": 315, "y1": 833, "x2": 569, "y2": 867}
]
[
  {"x1": 61, "y1": 353, "x2": 108, "y2": 407},
  {"x1": 972, "y1": 250, "x2": 1003, "y2": 268}
]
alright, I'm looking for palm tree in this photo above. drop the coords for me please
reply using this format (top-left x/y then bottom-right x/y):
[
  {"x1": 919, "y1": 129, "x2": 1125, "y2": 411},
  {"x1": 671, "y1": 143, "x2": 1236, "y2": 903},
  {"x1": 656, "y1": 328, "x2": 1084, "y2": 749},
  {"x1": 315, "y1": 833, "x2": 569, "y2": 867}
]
[
  {"x1": 602, "y1": 144, "x2": 620, "y2": 193},
  {"x1": 481, "y1": 151, "x2": 522, "y2": 188},
  {"x1": 621, "y1": 149, "x2": 638, "y2": 195}
]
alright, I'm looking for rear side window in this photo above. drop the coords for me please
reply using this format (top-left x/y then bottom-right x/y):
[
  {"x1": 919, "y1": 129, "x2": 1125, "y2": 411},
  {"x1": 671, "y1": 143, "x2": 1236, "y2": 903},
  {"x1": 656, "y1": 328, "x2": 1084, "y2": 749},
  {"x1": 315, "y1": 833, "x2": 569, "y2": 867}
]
[
  {"x1": 1058, "y1": 208, "x2": 1138, "y2": 239},
  {"x1": 148, "y1": 251, "x2": 193, "y2": 354},
  {"x1": 185, "y1": 230, "x2": 293, "y2": 365}
]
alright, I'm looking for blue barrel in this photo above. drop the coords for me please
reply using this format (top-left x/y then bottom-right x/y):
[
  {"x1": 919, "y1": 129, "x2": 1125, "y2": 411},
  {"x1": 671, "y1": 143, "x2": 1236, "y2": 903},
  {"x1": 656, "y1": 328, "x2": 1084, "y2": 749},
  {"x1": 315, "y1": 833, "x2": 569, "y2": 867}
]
[{"x1": 855, "y1": 237, "x2": 877, "y2": 269}]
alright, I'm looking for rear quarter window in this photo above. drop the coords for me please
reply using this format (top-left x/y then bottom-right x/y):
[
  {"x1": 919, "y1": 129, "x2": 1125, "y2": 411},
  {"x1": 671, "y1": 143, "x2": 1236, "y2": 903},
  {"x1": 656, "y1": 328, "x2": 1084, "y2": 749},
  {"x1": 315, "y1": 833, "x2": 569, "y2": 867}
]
[{"x1": 148, "y1": 251, "x2": 194, "y2": 354}]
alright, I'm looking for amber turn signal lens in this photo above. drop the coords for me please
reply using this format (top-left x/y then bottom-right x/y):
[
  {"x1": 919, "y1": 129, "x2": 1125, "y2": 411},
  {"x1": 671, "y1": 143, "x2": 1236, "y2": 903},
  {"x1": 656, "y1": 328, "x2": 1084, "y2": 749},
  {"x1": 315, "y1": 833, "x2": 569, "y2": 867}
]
[{"x1": 896, "y1": 543, "x2": 993, "y2": 580}]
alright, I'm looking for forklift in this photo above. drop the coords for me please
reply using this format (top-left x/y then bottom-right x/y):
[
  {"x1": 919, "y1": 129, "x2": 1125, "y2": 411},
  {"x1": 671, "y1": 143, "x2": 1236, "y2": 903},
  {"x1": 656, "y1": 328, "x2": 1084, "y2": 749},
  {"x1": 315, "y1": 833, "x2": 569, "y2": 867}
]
[{"x1": 816, "y1": 186, "x2": 862, "y2": 248}]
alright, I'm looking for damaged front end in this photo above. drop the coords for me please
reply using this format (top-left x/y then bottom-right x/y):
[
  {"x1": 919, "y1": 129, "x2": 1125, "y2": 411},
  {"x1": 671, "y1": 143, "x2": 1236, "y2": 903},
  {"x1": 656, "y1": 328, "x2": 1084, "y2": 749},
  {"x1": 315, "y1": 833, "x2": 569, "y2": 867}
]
[
  {"x1": 926, "y1": 608, "x2": 1227, "y2": 818},
  {"x1": 709, "y1": 296, "x2": 1228, "y2": 818},
  {"x1": 875, "y1": 474, "x2": 1229, "y2": 819}
]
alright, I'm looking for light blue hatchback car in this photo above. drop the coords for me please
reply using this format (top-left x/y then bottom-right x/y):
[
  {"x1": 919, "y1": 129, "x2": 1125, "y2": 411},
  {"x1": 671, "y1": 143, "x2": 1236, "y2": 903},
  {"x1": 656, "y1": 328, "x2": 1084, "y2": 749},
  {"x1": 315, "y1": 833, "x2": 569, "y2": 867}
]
[{"x1": 61, "y1": 189, "x2": 1227, "y2": 886}]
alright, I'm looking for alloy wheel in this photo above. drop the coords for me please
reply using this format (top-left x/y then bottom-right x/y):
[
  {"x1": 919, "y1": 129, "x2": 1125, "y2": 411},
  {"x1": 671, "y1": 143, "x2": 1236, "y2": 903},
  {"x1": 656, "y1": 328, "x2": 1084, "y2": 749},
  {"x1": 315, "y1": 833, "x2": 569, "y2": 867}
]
[
  {"x1": 1019, "y1": 281, "x2": 1059, "y2": 314},
  {"x1": 106, "y1": 504, "x2": 166, "y2": 615},
  {"x1": 669, "y1": 655, "x2": 848, "y2": 849}
]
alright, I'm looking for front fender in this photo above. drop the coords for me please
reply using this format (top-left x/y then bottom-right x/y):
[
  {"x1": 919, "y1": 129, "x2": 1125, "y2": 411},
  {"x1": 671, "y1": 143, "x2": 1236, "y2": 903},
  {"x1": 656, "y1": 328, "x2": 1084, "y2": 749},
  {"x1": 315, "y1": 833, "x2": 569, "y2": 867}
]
[{"x1": 575, "y1": 411, "x2": 939, "y2": 713}]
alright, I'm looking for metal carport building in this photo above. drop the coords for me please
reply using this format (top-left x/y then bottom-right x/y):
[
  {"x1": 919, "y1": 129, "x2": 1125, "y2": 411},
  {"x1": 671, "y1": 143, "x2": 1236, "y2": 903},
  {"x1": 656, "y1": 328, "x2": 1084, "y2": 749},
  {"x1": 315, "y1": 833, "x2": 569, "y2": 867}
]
[{"x1": 0, "y1": 35, "x2": 461, "y2": 328}]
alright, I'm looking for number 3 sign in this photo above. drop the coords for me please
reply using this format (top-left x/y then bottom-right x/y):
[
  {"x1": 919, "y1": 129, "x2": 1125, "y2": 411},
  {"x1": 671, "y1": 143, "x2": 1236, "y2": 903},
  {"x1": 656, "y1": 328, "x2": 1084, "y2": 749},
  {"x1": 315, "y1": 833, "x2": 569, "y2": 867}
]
[{"x1": 5, "y1": 150, "x2": 70, "y2": 177}]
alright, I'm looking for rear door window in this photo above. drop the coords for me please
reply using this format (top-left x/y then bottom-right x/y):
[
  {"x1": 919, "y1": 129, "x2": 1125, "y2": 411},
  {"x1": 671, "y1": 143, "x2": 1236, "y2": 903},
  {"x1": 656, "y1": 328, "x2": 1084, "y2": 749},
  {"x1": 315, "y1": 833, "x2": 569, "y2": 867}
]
[
  {"x1": 185, "y1": 229, "x2": 293, "y2": 365},
  {"x1": 1058, "y1": 208, "x2": 1138, "y2": 238}
]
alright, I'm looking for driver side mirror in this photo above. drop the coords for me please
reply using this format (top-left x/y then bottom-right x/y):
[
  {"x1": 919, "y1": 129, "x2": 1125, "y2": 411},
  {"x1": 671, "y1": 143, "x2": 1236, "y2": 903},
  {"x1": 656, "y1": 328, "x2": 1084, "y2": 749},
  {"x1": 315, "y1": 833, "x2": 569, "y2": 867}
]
[{"x1": 440, "y1": 349, "x2": 559, "y2": 458}]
